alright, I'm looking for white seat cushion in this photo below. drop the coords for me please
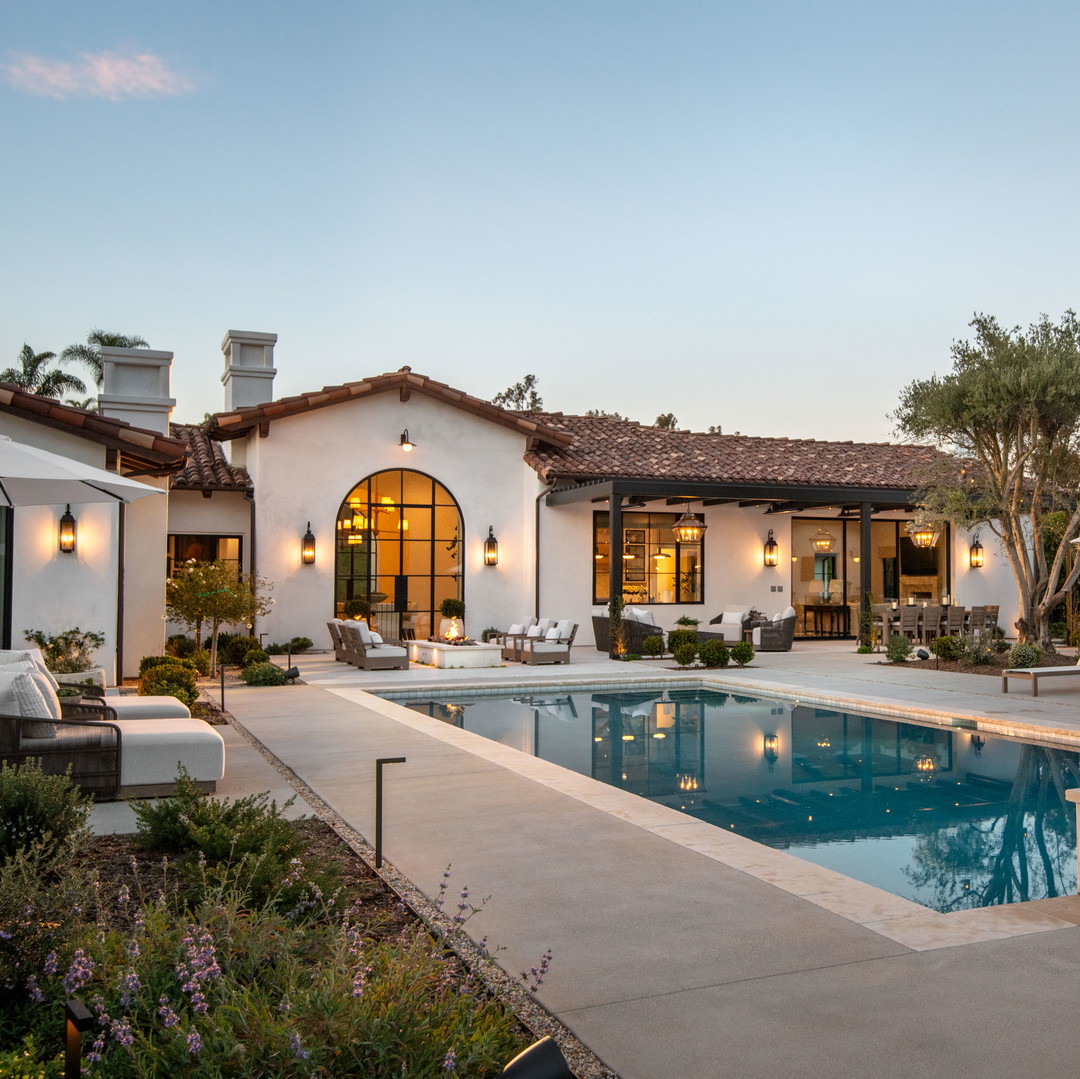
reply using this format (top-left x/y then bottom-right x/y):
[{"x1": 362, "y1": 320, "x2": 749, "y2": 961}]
[
  {"x1": 114, "y1": 718, "x2": 225, "y2": 788},
  {"x1": 721, "y1": 611, "x2": 746, "y2": 624},
  {"x1": 0, "y1": 669, "x2": 55, "y2": 737},
  {"x1": 355, "y1": 621, "x2": 373, "y2": 645},
  {"x1": 780, "y1": 606, "x2": 796, "y2": 620},
  {"x1": 0, "y1": 649, "x2": 59, "y2": 690},
  {"x1": 507, "y1": 623, "x2": 525, "y2": 636},
  {"x1": 372, "y1": 645, "x2": 407, "y2": 658},
  {"x1": 101, "y1": 695, "x2": 192, "y2": 720}
]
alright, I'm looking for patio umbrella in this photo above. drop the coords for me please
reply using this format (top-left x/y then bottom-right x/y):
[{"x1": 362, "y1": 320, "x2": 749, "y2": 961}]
[{"x1": 0, "y1": 434, "x2": 165, "y2": 507}]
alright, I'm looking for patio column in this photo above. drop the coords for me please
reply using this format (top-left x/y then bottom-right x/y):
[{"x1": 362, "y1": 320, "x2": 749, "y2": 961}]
[
  {"x1": 859, "y1": 502, "x2": 873, "y2": 646},
  {"x1": 609, "y1": 497, "x2": 623, "y2": 659}
]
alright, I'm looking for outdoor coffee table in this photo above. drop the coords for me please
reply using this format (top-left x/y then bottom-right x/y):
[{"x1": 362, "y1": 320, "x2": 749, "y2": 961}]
[{"x1": 409, "y1": 640, "x2": 503, "y2": 668}]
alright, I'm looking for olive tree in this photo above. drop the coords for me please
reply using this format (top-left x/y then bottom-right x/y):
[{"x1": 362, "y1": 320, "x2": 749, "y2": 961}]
[
  {"x1": 166, "y1": 559, "x2": 273, "y2": 672},
  {"x1": 893, "y1": 310, "x2": 1080, "y2": 647}
]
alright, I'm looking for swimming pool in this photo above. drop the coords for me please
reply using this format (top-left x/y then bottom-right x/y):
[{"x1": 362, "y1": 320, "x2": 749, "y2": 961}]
[{"x1": 389, "y1": 685, "x2": 1080, "y2": 913}]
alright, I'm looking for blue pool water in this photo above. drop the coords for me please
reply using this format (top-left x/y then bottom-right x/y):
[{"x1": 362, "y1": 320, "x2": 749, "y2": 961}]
[{"x1": 390, "y1": 686, "x2": 1080, "y2": 913}]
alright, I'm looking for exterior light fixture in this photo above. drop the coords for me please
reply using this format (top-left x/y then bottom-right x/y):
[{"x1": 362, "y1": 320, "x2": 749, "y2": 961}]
[
  {"x1": 809, "y1": 528, "x2": 835, "y2": 554},
  {"x1": 907, "y1": 520, "x2": 940, "y2": 548},
  {"x1": 672, "y1": 511, "x2": 706, "y2": 542},
  {"x1": 763, "y1": 529, "x2": 779, "y2": 567},
  {"x1": 484, "y1": 525, "x2": 499, "y2": 566},
  {"x1": 971, "y1": 735, "x2": 985, "y2": 758},
  {"x1": 763, "y1": 734, "x2": 779, "y2": 772},
  {"x1": 969, "y1": 533, "x2": 984, "y2": 568},
  {"x1": 301, "y1": 522, "x2": 316, "y2": 565},
  {"x1": 914, "y1": 753, "x2": 936, "y2": 774},
  {"x1": 399, "y1": 429, "x2": 415, "y2": 452},
  {"x1": 58, "y1": 505, "x2": 77, "y2": 554}
]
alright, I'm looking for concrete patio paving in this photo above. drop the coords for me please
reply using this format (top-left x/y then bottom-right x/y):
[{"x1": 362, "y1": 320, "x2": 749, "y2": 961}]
[{"x1": 92, "y1": 642, "x2": 1080, "y2": 1077}]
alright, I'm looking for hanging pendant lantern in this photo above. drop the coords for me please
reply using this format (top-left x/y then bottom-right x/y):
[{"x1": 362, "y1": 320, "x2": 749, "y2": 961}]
[
  {"x1": 672, "y1": 512, "x2": 706, "y2": 543},
  {"x1": 809, "y1": 527, "x2": 835, "y2": 554}
]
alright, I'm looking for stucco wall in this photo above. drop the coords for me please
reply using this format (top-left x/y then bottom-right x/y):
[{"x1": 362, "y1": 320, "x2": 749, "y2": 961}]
[{"x1": 235, "y1": 392, "x2": 538, "y2": 646}]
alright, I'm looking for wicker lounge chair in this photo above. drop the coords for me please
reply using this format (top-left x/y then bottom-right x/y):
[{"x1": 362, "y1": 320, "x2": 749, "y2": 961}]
[
  {"x1": 327, "y1": 619, "x2": 351, "y2": 662},
  {"x1": 750, "y1": 607, "x2": 797, "y2": 652},
  {"x1": 340, "y1": 622, "x2": 409, "y2": 671}
]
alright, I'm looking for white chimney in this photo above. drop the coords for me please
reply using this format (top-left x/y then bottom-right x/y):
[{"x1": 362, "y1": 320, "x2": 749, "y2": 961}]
[
  {"x1": 221, "y1": 330, "x2": 277, "y2": 410},
  {"x1": 97, "y1": 347, "x2": 176, "y2": 435}
]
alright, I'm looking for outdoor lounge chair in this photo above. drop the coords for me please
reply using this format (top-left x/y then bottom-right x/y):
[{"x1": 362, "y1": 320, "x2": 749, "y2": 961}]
[
  {"x1": 704, "y1": 609, "x2": 750, "y2": 643},
  {"x1": 327, "y1": 619, "x2": 351, "y2": 662},
  {"x1": 1002, "y1": 658, "x2": 1080, "y2": 696},
  {"x1": 520, "y1": 621, "x2": 577, "y2": 665},
  {"x1": 592, "y1": 608, "x2": 662, "y2": 652},
  {"x1": 750, "y1": 607, "x2": 797, "y2": 652},
  {"x1": 340, "y1": 622, "x2": 409, "y2": 671},
  {"x1": 491, "y1": 618, "x2": 540, "y2": 662}
]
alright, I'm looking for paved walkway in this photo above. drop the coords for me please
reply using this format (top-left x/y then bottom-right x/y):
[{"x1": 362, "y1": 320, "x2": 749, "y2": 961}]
[{"x1": 94, "y1": 644, "x2": 1080, "y2": 1077}]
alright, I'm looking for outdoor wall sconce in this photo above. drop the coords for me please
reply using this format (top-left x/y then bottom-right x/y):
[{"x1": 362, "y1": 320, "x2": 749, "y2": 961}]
[
  {"x1": 969, "y1": 533, "x2": 984, "y2": 568},
  {"x1": 484, "y1": 526, "x2": 499, "y2": 566},
  {"x1": 399, "y1": 429, "x2": 415, "y2": 452},
  {"x1": 672, "y1": 511, "x2": 707, "y2": 542},
  {"x1": 809, "y1": 527, "x2": 835, "y2": 553},
  {"x1": 971, "y1": 734, "x2": 985, "y2": 758},
  {"x1": 301, "y1": 522, "x2": 316, "y2": 565},
  {"x1": 763, "y1": 733, "x2": 779, "y2": 771},
  {"x1": 763, "y1": 529, "x2": 779, "y2": 567},
  {"x1": 58, "y1": 505, "x2": 77, "y2": 554}
]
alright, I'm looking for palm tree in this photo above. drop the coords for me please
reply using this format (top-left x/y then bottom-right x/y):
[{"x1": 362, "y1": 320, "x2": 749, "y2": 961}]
[
  {"x1": 62, "y1": 329, "x2": 149, "y2": 386},
  {"x1": 1, "y1": 344, "x2": 87, "y2": 399}
]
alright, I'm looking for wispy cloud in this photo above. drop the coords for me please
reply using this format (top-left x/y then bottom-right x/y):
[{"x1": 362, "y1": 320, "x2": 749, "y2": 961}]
[{"x1": 6, "y1": 49, "x2": 194, "y2": 100}]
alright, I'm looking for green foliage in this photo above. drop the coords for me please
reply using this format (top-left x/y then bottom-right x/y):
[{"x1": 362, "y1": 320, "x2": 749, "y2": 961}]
[
  {"x1": 189, "y1": 647, "x2": 211, "y2": 675},
  {"x1": 139, "y1": 654, "x2": 198, "y2": 676},
  {"x1": 166, "y1": 559, "x2": 272, "y2": 672},
  {"x1": 288, "y1": 635, "x2": 313, "y2": 653},
  {"x1": 699, "y1": 639, "x2": 731, "y2": 668},
  {"x1": 885, "y1": 633, "x2": 913, "y2": 663},
  {"x1": 608, "y1": 595, "x2": 625, "y2": 656},
  {"x1": 960, "y1": 635, "x2": 996, "y2": 665},
  {"x1": 641, "y1": 634, "x2": 665, "y2": 657},
  {"x1": 673, "y1": 642, "x2": 698, "y2": 666},
  {"x1": 675, "y1": 616, "x2": 700, "y2": 626},
  {"x1": 342, "y1": 597, "x2": 371, "y2": 619},
  {"x1": 221, "y1": 634, "x2": 259, "y2": 665},
  {"x1": 480, "y1": 626, "x2": 501, "y2": 642},
  {"x1": 623, "y1": 653, "x2": 642, "y2": 661},
  {"x1": 654, "y1": 412, "x2": 678, "y2": 429},
  {"x1": 138, "y1": 660, "x2": 198, "y2": 707},
  {"x1": 60, "y1": 328, "x2": 149, "y2": 385},
  {"x1": 667, "y1": 628, "x2": 699, "y2": 653},
  {"x1": 165, "y1": 633, "x2": 196, "y2": 657},
  {"x1": 439, "y1": 598, "x2": 465, "y2": 619},
  {"x1": 729, "y1": 641, "x2": 754, "y2": 666},
  {"x1": 0, "y1": 1036, "x2": 62, "y2": 1078},
  {"x1": 893, "y1": 310, "x2": 1080, "y2": 644},
  {"x1": 930, "y1": 635, "x2": 965, "y2": 660},
  {"x1": 1007, "y1": 642, "x2": 1042, "y2": 668},
  {"x1": 242, "y1": 661, "x2": 288, "y2": 686},
  {"x1": 1, "y1": 344, "x2": 86, "y2": 399},
  {"x1": 1049, "y1": 621, "x2": 1068, "y2": 640},
  {"x1": 0, "y1": 760, "x2": 92, "y2": 862},
  {"x1": 22, "y1": 627, "x2": 104, "y2": 673},
  {"x1": 491, "y1": 372, "x2": 542, "y2": 410},
  {"x1": 243, "y1": 648, "x2": 270, "y2": 667},
  {"x1": 856, "y1": 644, "x2": 873, "y2": 654}
]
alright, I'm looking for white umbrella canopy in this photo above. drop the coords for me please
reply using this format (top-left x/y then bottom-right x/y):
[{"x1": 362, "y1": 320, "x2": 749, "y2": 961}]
[{"x1": 0, "y1": 434, "x2": 165, "y2": 507}]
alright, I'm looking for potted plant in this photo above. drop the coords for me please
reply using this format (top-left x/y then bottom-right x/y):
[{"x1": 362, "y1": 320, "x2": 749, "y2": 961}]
[
  {"x1": 438, "y1": 598, "x2": 466, "y2": 639},
  {"x1": 343, "y1": 597, "x2": 371, "y2": 622}
]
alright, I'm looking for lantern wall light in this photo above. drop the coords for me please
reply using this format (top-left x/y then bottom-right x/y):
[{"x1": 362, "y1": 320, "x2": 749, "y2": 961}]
[
  {"x1": 399, "y1": 429, "x2": 415, "y2": 452},
  {"x1": 763, "y1": 733, "x2": 779, "y2": 772},
  {"x1": 301, "y1": 522, "x2": 316, "y2": 565},
  {"x1": 763, "y1": 529, "x2": 779, "y2": 567},
  {"x1": 969, "y1": 533, "x2": 984, "y2": 568},
  {"x1": 58, "y1": 505, "x2": 77, "y2": 554},
  {"x1": 484, "y1": 525, "x2": 499, "y2": 567}
]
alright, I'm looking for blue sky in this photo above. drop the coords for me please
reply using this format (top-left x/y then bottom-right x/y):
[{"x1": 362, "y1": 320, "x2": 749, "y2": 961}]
[{"x1": 3, "y1": 1, "x2": 1079, "y2": 441}]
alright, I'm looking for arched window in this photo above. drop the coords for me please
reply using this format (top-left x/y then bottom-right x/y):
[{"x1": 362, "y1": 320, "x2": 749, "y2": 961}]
[{"x1": 335, "y1": 470, "x2": 463, "y2": 641}]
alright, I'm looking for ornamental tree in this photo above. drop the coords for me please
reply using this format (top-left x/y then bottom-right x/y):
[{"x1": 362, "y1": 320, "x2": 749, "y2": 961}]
[
  {"x1": 166, "y1": 560, "x2": 273, "y2": 673},
  {"x1": 893, "y1": 310, "x2": 1080, "y2": 648}
]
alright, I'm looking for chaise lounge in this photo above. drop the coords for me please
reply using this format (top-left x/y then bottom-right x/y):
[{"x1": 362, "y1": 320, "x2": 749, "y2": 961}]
[{"x1": 1002, "y1": 658, "x2": 1080, "y2": 697}]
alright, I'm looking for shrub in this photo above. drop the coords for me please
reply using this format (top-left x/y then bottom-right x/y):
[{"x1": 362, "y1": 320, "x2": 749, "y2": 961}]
[
  {"x1": 190, "y1": 647, "x2": 212, "y2": 675},
  {"x1": 0, "y1": 1036, "x2": 63, "y2": 1078},
  {"x1": 730, "y1": 641, "x2": 754, "y2": 666},
  {"x1": 480, "y1": 626, "x2": 501, "y2": 642},
  {"x1": 1007, "y1": 642, "x2": 1041, "y2": 668},
  {"x1": 885, "y1": 633, "x2": 913, "y2": 663},
  {"x1": 165, "y1": 633, "x2": 196, "y2": 657},
  {"x1": 138, "y1": 660, "x2": 198, "y2": 707},
  {"x1": 288, "y1": 636, "x2": 313, "y2": 653},
  {"x1": 641, "y1": 634, "x2": 665, "y2": 657},
  {"x1": 856, "y1": 644, "x2": 873, "y2": 654},
  {"x1": 242, "y1": 661, "x2": 288, "y2": 686},
  {"x1": 675, "y1": 616, "x2": 700, "y2": 626},
  {"x1": 139, "y1": 653, "x2": 199, "y2": 676},
  {"x1": 960, "y1": 634, "x2": 995, "y2": 665},
  {"x1": 243, "y1": 647, "x2": 270, "y2": 667},
  {"x1": 439, "y1": 598, "x2": 465, "y2": 619},
  {"x1": 342, "y1": 597, "x2": 371, "y2": 619},
  {"x1": 667, "y1": 628, "x2": 699, "y2": 653},
  {"x1": 22, "y1": 627, "x2": 105, "y2": 673},
  {"x1": 699, "y1": 639, "x2": 731, "y2": 668},
  {"x1": 673, "y1": 642, "x2": 698, "y2": 667},
  {"x1": 0, "y1": 760, "x2": 92, "y2": 862},
  {"x1": 930, "y1": 635, "x2": 964, "y2": 661},
  {"x1": 623, "y1": 653, "x2": 642, "y2": 661},
  {"x1": 222, "y1": 634, "x2": 260, "y2": 665}
]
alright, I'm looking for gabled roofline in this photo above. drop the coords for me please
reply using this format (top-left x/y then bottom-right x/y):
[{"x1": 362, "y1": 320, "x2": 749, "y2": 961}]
[
  {"x1": 0, "y1": 383, "x2": 187, "y2": 475},
  {"x1": 205, "y1": 367, "x2": 574, "y2": 448}
]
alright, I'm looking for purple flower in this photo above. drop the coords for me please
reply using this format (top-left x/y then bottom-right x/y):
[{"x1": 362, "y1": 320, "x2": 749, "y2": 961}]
[
  {"x1": 118, "y1": 968, "x2": 141, "y2": 1008},
  {"x1": 63, "y1": 949, "x2": 95, "y2": 993},
  {"x1": 186, "y1": 1026, "x2": 202, "y2": 1054},
  {"x1": 111, "y1": 1018, "x2": 135, "y2": 1047},
  {"x1": 86, "y1": 1037, "x2": 105, "y2": 1064},
  {"x1": 24, "y1": 975, "x2": 44, "y2": 1003},
  {"x1": 351, "y1": 963, "x2": 373, "y2": 998},
  {"x1": 443, "y1": 1048, "x2": 457, "y2": 1072},
  {"x1": 290, "y1": 1031, "x2": 309, "y2": 1060},
  {"x1": 158, "y1": 995, "x2": 180, "y2": 1028},
  {"x1": 116, "y1": 884, "x2": 130, "y2": 906},
  {"x1": 42, "y1": 952, "x2": 58, "y2": 976}
]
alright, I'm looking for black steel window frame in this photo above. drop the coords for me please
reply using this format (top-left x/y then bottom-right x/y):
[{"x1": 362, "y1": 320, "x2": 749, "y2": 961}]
[{"x1": 592, "y1": 510, "x2": 705, "y2": 605}]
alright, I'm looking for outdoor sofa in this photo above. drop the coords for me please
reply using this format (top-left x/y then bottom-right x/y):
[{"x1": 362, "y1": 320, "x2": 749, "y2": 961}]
[
  {"x1": 339, "y1": 622, "x2": 409, "y2": 670},
  {"x1": 592, "y1": 607, "x2": 663, "y2": 652},
  {"x1": 750, "y1": 607, "x2": 798, "y2": 652},
  {"x1": 520, "y1": 620, "x2": 578, "y2": 665}
]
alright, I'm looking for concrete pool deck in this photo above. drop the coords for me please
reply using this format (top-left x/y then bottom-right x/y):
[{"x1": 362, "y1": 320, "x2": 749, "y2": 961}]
[{"x1": 93, "y1": 643, "x2": 1080, "y2": 1077}]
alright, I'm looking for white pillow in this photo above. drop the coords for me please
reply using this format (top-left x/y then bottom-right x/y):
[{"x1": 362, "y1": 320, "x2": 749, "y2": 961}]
[
  {"x1": 526, "y1": 626, "x2": 542, "y2": 638},
  {"x1": 356, "y1": 622, "x2": 373, "y2": 645},
  {"x1": 370, "y1": 632, "x2": 383, "y2": 645},
  {"x1": 781, "y1": 606, "x2": 796, "y2": 620},
  {"x1": 770, "y1": 612, "x2": 782, "y2": 623},
  {"x1": 0, "y1": 670, "x2": 54, "y2": 738},
  {"x1": 555, "y1": 619, "x2": 575, "y2": 638},
  {"x1": 641, "y1": 609, "x2": 658, "y2": 627},
  {"x1": 507, "y1": 623, "x2": 525, "y2": 636},
  {"x1": 722, "y1": 611, "x2": 745, "y2": 624},
  {"x1": 545, "y1": 627, "x2": 562, "y2": 640},
  {"x1": 0, "y1": 649, "x2": 59, "y2": 690},
  {"x1": 0, "y1": 662, "x2": 61, "y2": 720}
]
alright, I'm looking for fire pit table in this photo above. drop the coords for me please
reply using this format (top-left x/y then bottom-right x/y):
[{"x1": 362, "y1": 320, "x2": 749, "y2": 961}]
[{"x1": 409, "y1": 639, "x2": 504, "y2": 668}]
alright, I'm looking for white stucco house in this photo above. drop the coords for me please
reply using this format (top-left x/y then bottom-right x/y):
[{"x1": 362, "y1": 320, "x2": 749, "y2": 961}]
[{"x1": 0, "y1": 331, "x2": 1019, "y2": 681}]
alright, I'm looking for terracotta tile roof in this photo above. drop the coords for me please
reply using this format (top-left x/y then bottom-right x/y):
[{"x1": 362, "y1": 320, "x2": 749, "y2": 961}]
[
  {"x1": 524, "y1": 413, "x2": 945, "y2": 491},
  {"x1": 0, "y1": 383, "x2": 187, "y2": 474},
  {"x1": 169, "y1": 424, "x2": 252, "y2": 492},
  {"x1": 206, "y1": 367, "x2": 573, "y2": 448}
]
